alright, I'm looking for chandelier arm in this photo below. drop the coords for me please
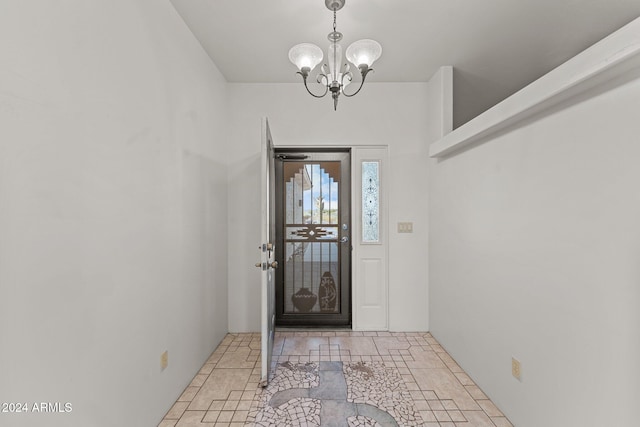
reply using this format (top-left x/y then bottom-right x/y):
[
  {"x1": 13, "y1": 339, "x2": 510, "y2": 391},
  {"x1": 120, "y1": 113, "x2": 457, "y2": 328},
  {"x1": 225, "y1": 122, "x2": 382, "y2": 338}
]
[
  {"x1": 340, "y1": 71, "x2": 353, "y2": 86},
  {"x1": 342, "y1": 67, "x2": 374, "y2": 98},
  {"x1": 297, "y1": 71, "x2": 329, "y2": 98}
]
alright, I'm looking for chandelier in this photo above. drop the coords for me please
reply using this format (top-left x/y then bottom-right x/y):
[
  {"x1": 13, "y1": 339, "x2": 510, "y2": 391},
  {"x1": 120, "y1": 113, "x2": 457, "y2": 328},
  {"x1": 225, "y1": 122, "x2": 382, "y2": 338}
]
[{"x1": 288, "y1": 0, "x2": 382, "y2": 110}]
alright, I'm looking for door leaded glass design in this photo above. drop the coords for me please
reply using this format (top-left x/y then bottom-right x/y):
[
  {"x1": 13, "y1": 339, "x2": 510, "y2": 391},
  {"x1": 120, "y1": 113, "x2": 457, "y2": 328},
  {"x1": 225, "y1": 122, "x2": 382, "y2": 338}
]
[{"x1": 362, "y1": 161, "x2": 380, "y2": 243}]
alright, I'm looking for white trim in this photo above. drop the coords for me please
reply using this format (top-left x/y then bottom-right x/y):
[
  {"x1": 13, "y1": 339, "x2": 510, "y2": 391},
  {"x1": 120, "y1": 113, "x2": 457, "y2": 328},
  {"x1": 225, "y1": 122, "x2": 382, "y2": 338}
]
[{"x1": 429, "y1": 17, "x2": 640, "y2": 158}]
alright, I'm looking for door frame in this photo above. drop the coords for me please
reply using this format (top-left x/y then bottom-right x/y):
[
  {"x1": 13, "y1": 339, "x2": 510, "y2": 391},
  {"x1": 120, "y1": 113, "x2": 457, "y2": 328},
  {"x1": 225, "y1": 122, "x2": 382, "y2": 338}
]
[
  {"x1": 273, "y1": 148, "x2": 352, "y2": 327},
  {"x1": 269, "y1": 144, "x2": 389, "y2": 331}
]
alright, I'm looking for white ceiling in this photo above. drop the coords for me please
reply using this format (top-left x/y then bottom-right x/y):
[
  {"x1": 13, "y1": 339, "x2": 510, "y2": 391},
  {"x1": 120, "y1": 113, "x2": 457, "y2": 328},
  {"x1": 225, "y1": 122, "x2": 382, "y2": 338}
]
[{"x1": 169, "y1": 0, "x2": 640, "y2": 126}]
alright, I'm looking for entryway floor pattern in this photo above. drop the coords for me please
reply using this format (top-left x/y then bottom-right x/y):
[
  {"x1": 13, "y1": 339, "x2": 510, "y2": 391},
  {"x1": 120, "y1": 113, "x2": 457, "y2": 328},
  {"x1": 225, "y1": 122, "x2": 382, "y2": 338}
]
[{"x1": 159, "y1": 331, "x2": 513, "y2": 427}]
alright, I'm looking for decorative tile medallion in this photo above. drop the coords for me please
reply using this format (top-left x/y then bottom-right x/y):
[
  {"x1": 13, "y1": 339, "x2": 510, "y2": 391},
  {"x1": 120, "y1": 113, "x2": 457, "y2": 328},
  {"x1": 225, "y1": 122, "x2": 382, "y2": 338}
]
[
  {"x1": 248, "y1": 358, "x2": 423, "y2": 426},
  {"x1": 344, "y1": 361, "x2": 422, "y2": 426},
  {"x1": 347, "y1": 415, "x2": 382, "y2": 427}
]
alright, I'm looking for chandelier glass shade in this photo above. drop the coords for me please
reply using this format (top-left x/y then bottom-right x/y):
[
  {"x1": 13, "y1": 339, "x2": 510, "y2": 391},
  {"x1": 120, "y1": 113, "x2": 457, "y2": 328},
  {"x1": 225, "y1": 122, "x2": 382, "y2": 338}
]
[
  {"x1": 288, "y1": 0, "x2": 382, "y2": 110},
  {"x1": 288, "y1": 43, "x2": 324, "y2": 71},
  {"x1": 345, "y1": 39, "x2": 382, "y2": 69}
]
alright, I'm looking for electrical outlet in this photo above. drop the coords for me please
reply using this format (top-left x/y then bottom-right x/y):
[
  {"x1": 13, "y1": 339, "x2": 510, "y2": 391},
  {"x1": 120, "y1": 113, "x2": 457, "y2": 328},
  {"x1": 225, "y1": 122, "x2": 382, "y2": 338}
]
[
  {"x1": 161, "y1": 351, "x2": 169, "y2": 371},
  {"x1": 512, "y1": 357, "x2": 521, "y2": 380}
]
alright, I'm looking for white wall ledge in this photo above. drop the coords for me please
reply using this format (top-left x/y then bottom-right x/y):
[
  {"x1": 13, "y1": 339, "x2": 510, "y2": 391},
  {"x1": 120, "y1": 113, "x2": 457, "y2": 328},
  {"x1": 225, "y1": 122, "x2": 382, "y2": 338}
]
[{"x1": 429, "y1": 17, "x2": 640, "y2": 158}]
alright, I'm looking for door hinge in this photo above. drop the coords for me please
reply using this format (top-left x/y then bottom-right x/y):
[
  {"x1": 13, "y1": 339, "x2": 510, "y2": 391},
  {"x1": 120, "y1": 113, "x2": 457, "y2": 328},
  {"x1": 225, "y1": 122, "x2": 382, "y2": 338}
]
[{"x1": 276, "y1": 154, "x2": 308, "y2": 160}]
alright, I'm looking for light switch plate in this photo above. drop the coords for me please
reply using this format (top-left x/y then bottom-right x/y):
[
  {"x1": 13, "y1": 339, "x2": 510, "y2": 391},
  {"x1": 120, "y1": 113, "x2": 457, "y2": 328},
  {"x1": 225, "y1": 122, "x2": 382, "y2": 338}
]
[{"x1": 397, "y1": 222, "x2": 413, "y2": 233}]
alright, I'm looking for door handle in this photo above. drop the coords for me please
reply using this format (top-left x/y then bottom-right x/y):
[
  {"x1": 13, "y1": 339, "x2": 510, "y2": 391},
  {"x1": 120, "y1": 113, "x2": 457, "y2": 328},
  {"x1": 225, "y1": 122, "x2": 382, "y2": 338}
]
[
  {"x1": 340, "y1": 236, "x2": 349, "y2": 243},
  {"x1": 256, "y1": 261, "x2": 278, "y2": 269}
]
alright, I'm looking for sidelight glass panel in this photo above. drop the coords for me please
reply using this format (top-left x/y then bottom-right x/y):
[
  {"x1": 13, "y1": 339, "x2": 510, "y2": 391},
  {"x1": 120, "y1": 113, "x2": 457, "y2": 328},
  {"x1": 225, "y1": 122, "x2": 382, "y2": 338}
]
[{"x1": 362, "y1": 161, "x2": 380, "y2": 243}]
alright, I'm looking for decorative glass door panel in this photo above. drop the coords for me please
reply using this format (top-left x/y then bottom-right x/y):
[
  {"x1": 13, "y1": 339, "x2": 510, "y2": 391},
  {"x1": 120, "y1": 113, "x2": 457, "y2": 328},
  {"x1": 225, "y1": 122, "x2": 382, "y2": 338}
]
[{"x1": 275, "y1": 151, "x2": 351, "y2": 326}]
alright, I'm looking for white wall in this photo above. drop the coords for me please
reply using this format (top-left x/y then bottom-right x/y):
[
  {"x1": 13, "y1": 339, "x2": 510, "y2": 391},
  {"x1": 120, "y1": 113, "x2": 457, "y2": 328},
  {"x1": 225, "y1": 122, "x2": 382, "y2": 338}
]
[
  {"x1": 226, "y1": 82, "x2": 430, "y2": 332},
  {"x1": 426, "y1": 66, "x2": 453, "y2": 143},
  {"x1": 429, "y1": 74, "x2": 640, "y2": 425},
  {"x1": 0, "y1": 1, "x2": 228, "y2": 426}
]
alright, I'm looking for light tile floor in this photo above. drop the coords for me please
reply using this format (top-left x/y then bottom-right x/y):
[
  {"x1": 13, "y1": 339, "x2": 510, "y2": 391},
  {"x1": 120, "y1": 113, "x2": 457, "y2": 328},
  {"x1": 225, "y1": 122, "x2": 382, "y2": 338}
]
[{"x1": 159, "y1": 331, "x2": 513, "y2": 427}]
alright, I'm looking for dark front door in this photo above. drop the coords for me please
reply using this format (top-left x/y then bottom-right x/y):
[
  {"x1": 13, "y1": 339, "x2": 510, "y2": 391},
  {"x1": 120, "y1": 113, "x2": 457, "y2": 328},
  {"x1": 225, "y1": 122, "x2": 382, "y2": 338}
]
[{"x1": 274, "y1": 150, "x2": 351, "y2": 327}]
